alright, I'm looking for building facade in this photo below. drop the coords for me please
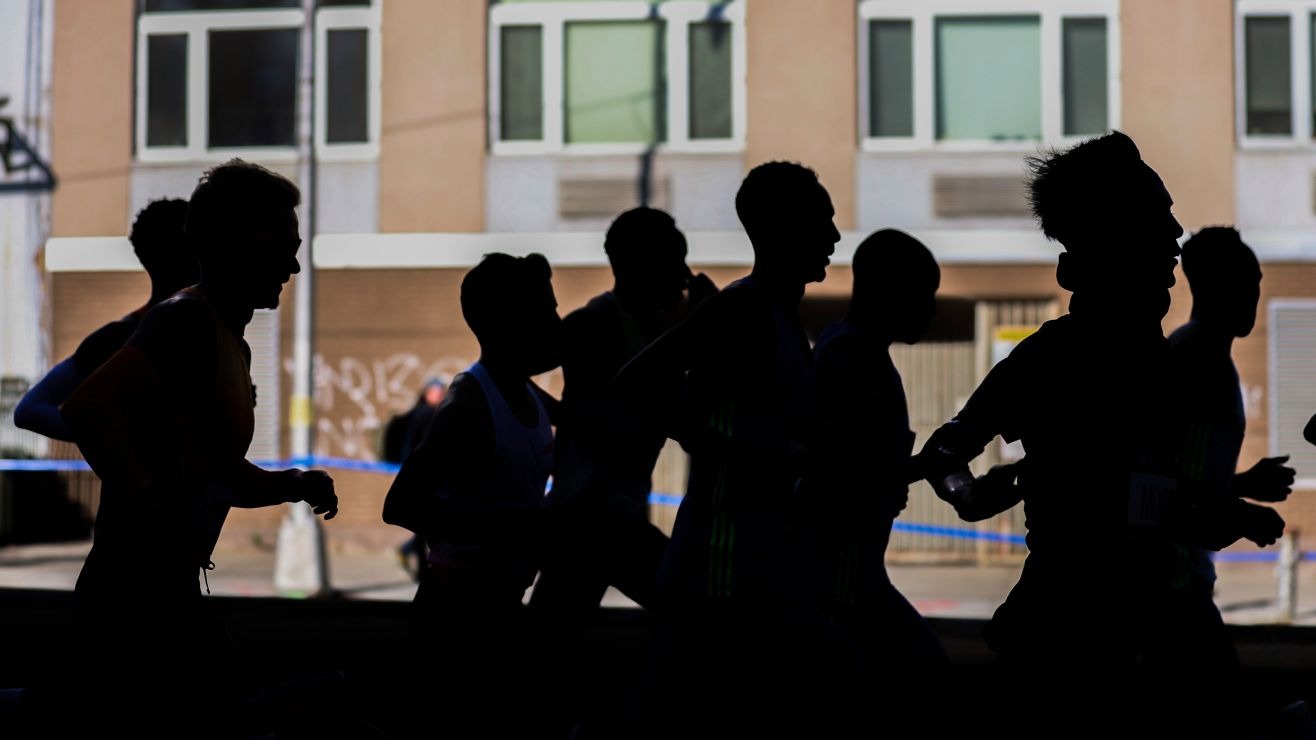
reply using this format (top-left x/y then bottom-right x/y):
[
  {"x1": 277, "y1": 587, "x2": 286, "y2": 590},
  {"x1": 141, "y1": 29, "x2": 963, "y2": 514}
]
[{"x1": 21, "y1": 0, "x2": 1316, "y2": 554}]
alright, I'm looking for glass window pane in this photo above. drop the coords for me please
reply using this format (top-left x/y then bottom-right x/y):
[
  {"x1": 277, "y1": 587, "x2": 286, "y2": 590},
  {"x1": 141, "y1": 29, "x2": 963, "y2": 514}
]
[
  {"x1": 689, "y1": 21, "x2": 732, "y2": 140},
  {"x1": 316, "y1": 0, "x2": 371, "y2": 7},
  {"x1": 869, "y1": 20, "x2": 913, "y2": 138},
  {"x1": 935, "y1": 16, "x2": 1041, "y2": 141},
  {"x1": 1062, "y1": 18, "x2": 1108, "y2": 136},
  {"x1": 326, "y1": 28, "x2": 369, "y2": 144},
  {"x1": 144, "y1": 0, "x2": 298, "y2": 10},
  {"x1": 146, "y1": 34, "x2": 188, "y2": 147},
  {"x1": 1311, "y1": 14, "x2": 1316, "y2": 138},
  {"x1": 208, "y1": 29, "x2": 298, "y2": 148},
  {"x1": 500, "y1": 26, "x2": 543, "y2": 141},
  {"x1": 565, "y1": 20, "x2": 664, "y2": 144},
  {"x1": 1245, "y1": 16, "x2": 1291, "y2": 136}
]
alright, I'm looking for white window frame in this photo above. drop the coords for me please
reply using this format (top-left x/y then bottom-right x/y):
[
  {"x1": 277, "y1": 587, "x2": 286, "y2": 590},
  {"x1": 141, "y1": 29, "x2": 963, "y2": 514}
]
[
  {"x1": 1235, "y1": 1, "x2": 1313, "y2": 151},
  {"x1": 316, "y1": 4, "x2": 383, "y2": 161},
  {"x1": 135, "y1": 3, "x2": 381, "y2": 164},
  {"x1": 488, "y1": 0, "x2": 747, "y2": 156},
  {"x1": 857, "y1": 0, "x2": 1120, "y2": 153}
]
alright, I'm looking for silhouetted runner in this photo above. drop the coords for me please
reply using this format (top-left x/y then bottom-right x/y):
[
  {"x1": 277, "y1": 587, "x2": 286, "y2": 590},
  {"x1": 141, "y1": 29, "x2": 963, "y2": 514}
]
[
  {"x1": 16, "y1": 199, "x2": 194, "y2": 441},
  {"x1": 796, "y1": 229, "x2": 947, "y2": 733},
  {"x1": 919, "y1": 132, "x2": 1281, "y2": 736},
  {"x1": 616, "y1": 162, "x2": 858, "y2": 737},
  {"x1": 530, "y1": 208, "x2": 715, "y2": 737},
  {"x1": 383, "y1": 253, "x2": 560, "y2": 740},
  {"x1": 1161, "y1": 226, "x2": 1293, "y2": 736},
  {"x1": 59, "y1": 161, "x2": 338, "y2": 737}
]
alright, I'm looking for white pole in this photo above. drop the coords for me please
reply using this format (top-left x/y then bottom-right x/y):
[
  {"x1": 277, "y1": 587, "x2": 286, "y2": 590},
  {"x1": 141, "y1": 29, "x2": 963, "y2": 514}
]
[
  {"x1": 1277, "y1": 528, "x2": 1300, "y2": 624},
  {"x1": 274, "y1": 0, "x2": 331, "y2": 596}
]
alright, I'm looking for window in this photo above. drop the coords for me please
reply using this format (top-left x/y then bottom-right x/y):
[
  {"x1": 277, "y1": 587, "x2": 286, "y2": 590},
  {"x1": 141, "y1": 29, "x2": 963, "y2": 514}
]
[
  {"x1": 208, "y1": 29, "x2": 300, "y2": 148},
  {"x1": 489, "y1": 1, "x2": 745, "y2": 155},
  {"x1": 135, "y1": 0, "x2": 380, "y2": 161},
  {"x1": 145, "y1": 34, "x2": 188, "y2": 147},
  {"x1": 859, "y1": 0, "x2": 1119, "y2": 151},
  {"x1": 1234, "y1": 2, "x2": 1316, "y2": 147},
  {"x1": 1269, "y1": 300, "x2": 1316, "y2": 486},
  {"x1": 935, "y1": 17, "x2": 1041, "y2": 141}
]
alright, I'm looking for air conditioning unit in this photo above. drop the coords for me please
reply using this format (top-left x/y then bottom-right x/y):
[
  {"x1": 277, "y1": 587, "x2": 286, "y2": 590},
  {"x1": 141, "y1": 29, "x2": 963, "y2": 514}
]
[
  {"x1": 932, "y1": 175, "x2": 1029, "y2": 219},
  {"x1": 558, "y1": 176, "x2": 670, "y2": 219}
]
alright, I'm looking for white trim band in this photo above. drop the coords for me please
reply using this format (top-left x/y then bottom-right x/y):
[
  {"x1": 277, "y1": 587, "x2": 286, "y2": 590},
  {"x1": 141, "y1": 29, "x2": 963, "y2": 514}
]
[{"x1": 46, "y1": 230, "x2": 1065, "y2": 273}]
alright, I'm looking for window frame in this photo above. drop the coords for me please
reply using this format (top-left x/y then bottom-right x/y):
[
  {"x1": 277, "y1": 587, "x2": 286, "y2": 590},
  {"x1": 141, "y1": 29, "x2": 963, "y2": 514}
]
[
  {"x1": 857, "y1": 0, "x2": 1120, "y2": 153},
  {"x1": 488, "y1": 0, "x2": 747, "y2": 156},
  {"x1": 135, "y1": 3, "x2": 382, "y2": 164},
  {"x1": 1235, "y1": 1, "x2": 1313, "y2": 150}
]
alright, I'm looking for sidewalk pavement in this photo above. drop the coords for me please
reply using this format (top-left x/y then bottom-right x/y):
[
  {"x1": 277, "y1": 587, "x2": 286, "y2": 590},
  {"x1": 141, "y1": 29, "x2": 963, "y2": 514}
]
[{"x1": 0, "y1": 540, "x2": 1308, "y2": 624}]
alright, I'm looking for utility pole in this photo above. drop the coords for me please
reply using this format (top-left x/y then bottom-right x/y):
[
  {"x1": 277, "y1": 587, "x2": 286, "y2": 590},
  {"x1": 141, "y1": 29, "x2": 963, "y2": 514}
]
[{"x1": 274, "y1": 0, "x2": 332, "y2": 597}]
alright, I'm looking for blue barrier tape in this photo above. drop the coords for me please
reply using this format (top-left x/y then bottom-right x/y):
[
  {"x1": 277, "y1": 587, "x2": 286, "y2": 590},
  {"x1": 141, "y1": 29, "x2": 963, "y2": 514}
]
[
  {"x1": 1211, "y1": 551, "x2": 1316, "y2": 563},
  {"x1": 0, "y1": 456, "x2": 401, "y2": 474},
  {"x1": 891, "y1": 521, "x2": 1028, "y2": 546},
  {"x1": 0, "y1": 459, "x2": 91, "y2": 472},
  {"x1": 648, "y1": 492, "x2": 684, "y2": 507}
]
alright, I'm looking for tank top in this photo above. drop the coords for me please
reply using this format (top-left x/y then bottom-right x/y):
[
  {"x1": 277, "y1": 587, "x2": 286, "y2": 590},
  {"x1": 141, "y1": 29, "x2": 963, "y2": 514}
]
[{"x1": 426, "y1": 362, "x2": 554, "y2": 595}]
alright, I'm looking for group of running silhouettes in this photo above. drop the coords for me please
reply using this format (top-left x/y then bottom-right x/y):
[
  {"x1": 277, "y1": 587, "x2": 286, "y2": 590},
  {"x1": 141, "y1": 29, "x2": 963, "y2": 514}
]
[{"x1": 11, "y1": 131, "x2": 1315, "y2": 738}]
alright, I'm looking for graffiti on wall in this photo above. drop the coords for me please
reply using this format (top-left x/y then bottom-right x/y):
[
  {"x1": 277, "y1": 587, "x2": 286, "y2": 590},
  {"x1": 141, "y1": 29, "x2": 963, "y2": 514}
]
[
  {"x1": 285, "y1": 352, "x2": 564, "y2": 460},
  {"x1": 286, "y1": 353, "x2": 470, "y2": 460}
]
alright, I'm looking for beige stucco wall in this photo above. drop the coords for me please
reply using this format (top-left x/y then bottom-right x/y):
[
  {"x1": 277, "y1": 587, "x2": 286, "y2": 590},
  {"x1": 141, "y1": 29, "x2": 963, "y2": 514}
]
[
  {"x1": 744, "y1": 0, "x2": 857, "y2": 230},
  {"x1": 377, "y1": 0, "x2": 487, "y2": 233},
  {"x1": 1121, "y1": 0, "x2": 1235, "y2": 230},
  {"x1": 50, "y1": 0, "x2": 134, "y2": 237}
]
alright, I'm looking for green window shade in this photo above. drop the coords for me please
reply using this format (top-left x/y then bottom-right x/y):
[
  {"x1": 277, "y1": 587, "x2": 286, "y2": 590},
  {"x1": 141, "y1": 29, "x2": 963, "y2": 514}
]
[
  {"x1": 1062, "y1": 18, "x2": 1108, "y2": 136},
  {"x1": 565, "y1": 20, "x2": 664, "y2": 144},
  {"x1": 1245, "y1": 16, "x2": 1291, "y2": 136},
  {"x1": 689, "y1": 21, "x2": 732, "y2": 140},
  {"x1": 500, "y1": 25, "x2": 544, "y2": 141},
  {"x1": 868, "y1": 20, "x2": 913, "y2": 137},
  {"x1": 935, "y1": 16, "x2": 1041, "y2": 141}
]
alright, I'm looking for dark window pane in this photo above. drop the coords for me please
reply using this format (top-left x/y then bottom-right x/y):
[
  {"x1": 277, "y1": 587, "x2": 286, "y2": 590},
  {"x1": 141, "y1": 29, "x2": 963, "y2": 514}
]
[
  {"x1": 144, "y1": 0, "x2": 297, "y2": 10},
  {"x1": 1062, "y1": 18, "x2": 1108, "y2": 136},
  {"x1": 1311, "y1": 14, "x2": 1316, "y2": 138},
  {"x1": 500, "y1": 25, "x2": 543, "y2": 141},
  {"x1": 689, "y1": 21, "x2": 732, "y2": 139},
  {"x1": 208, "y1": 28, "x2": 298, "y2": 147},
  {"x1": 869, "y1": 20, "x2": 913, "y2": 137},
  {"x1": 1245, "y1": 16, "x2": 1292, "y2": 135},
  {"x1": 326, "y1": 28, "x2": 368, "y2": 143},
  {"x1": 146, "y1": 34, "x2": 188, "y2": 147},
  {"x1": 316, "y1": 0, "x2": 371, "y2": 6}
]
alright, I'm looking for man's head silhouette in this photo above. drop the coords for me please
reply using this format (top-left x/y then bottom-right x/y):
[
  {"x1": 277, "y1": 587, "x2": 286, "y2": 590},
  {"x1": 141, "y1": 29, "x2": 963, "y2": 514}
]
[
  {"x1": 130, "y1": 198, "x2": 197, "y2": 299},
  {"x1": 736, "y1": 161, "x2": 840, "y2": 287},
  {"x1": 605, "y1": 207, "x2": 690, "y2": 313},
  {"x1": 462, "y1": 253, "x2": 561, "y2": 377},
  {"x1": 1181, "y1": 227, "x2": 1262, "y2": 338},
  {"x1": 186, "y1": 159, "x2": 301, "y2": 311},
  {"x1": 1027, "y1": 131, "x2": 1183, "y2": 320},
  {"x1": 850, "y1": 229, "x2": 939, "y2": 345}
]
